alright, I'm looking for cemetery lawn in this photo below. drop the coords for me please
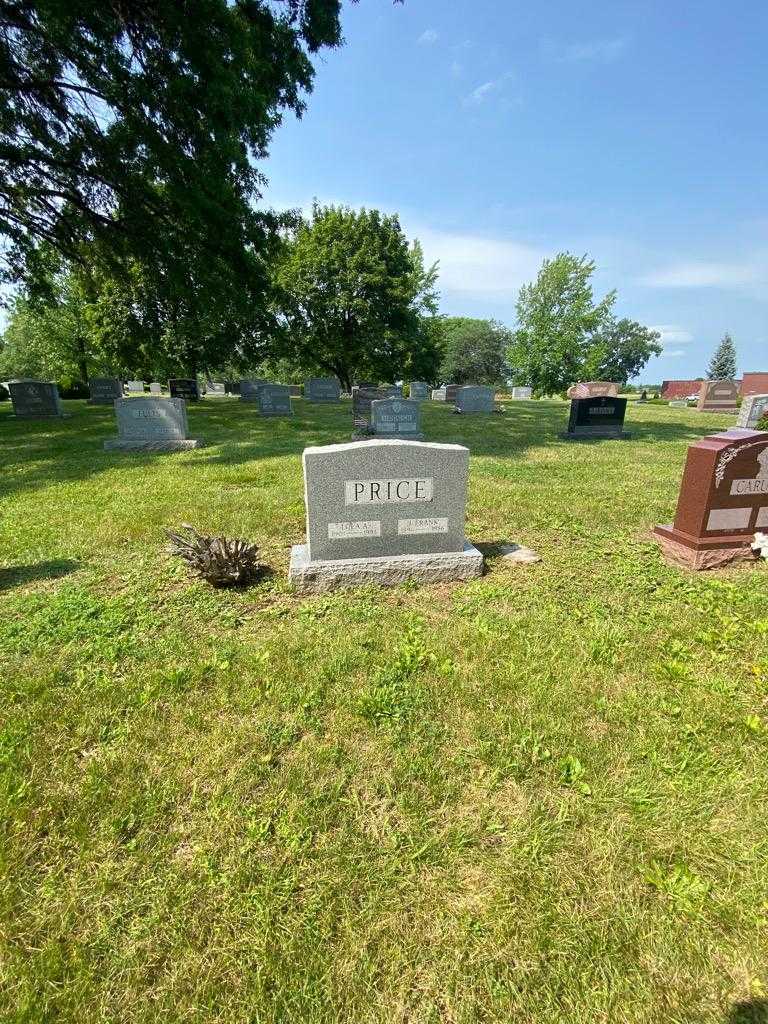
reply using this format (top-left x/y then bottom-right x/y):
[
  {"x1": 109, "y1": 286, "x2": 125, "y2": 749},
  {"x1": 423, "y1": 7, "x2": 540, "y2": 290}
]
[{"x1": 2, "y1": 397, "x2": 768, "y2": 1024}]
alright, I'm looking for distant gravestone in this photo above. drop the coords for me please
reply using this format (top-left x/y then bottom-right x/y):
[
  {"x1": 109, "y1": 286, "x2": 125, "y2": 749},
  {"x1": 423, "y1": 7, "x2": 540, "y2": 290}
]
[
  {"x1": 669, "y1": 400, "x2": 688, "y2": 408},
  {"x1": 9, "y1": 380, "x2": 65, "y2": 418},
  {"x1": 655, "y1": 428, "x2": 768, "y2": 569},
  {"x1": 289, "y1": 384, "x2": 303, "y2": 397},
  {"x1": 697, "y1": 380, "x2": 739, "y2": 413},
  {"x1": 257, "y1": 384, "x2": 293, "y2": 417},
  {"x1": 432, "y1": 384, "x2": 460, "y2": 403},
  {"x1": 289, "y1": 439, "x2": 483, "y2": 591},
  {"x1": 226, "y1": 380, "x2": 241, "y2": 396},
  {"x1": 149, "y1": 382, "x2": 162, "y2": 395},
  {"x1": 206, "y1": 381, "x2": 227, "y2": 396},
  {"x1": 370, "y1": 397, "x2": 424, "y2": 439},
  {"x1": 305, "y1": 377, "x2": 341, "y2": 403},
  {"x1": 737, "y1": 394, "x2": 768, "y2": 430},
  {"x1": 168, "y1": 378, "x2": 200, "y2": 401},
  {"x1": 455, "y1": 386, "x2": 494, "y2": 414},
  {"x1": 409, "y1": 381, "x2": 430, "y2": 400},
  {"x1": 510, "y1": 386, "x2": 533, "y2": 400},
  {"x1": 104, "y1": 397, "x2": 204, "y2": 451},
  {"x1": 127, "y1": 380, "x2": 145, "y2": 394},
  {"x1": 88, "y1": 378, "x2": 122, "y2": 405},
  {"x1": 566, "y1": 381, "x2": 619, "y2": 399},
  {"x1": 431, "y1": 387, "x2": 446, "y2": 401},
  {"x1": 240, "y1": 379, "x2": 270, "y2": 402},
  {"x1": 353, "y1": 386, "x2": 400, "y2": 428},
  {"x1": 562, "y1": 396, "x2": 629, "y2": 440}
]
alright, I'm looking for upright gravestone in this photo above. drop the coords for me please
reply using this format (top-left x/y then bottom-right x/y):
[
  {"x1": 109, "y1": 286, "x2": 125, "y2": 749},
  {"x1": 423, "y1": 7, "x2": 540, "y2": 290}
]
[
  {"x1": 738, "y1": 394, "x2": 768, "y2": 430},
  {"x1": 226, "y1": 380, "x2": 241, "y2": 396},
  {"x1": 9, "y1": 380, "x2": 65, "y2": 418},
  {"x1": 288, "y1": 384, "x2": 303, "y2": 397},
  {"x1": 289, "y1": 439, "x2": 483, "y2": 591},
  {"x1": 370, "y1": 397, "x2": 424, "y2": 440},
  {"x1": 353, "y1": 386, "x2": 400, "y2": 429},
  {"x1": 409, "y1": 381, "x2": 430, "y2": 400},
  {"x1": 168, "y1": 378, "x2": 200, "y2": 401},
  {"x1": 562, "y1": 394, "x2": 629, "y2": 440},
  {"x1": 257, "y1": 384, "x2": 293, "y2": 417},
  {"x1": 654, "y1": 428, "x2": 768, "y2": 569},
  {"x1": 88, "y1": 378, "x2": 122, "y2": 405},
  {"x1": 455, "y1": 386, "x2": 494, "y2": 414},
  {"x1": 431, "y1": 384, "x2": 460, "y2": 403},
  {"x1": 305, "y1": 378, "x2": 341, "y2": 403},
  {"x1": 104, "y1": 397, "x2": 204, "y2": 451},
  {"x1": 149, "y1": 382, "x2": 162, "y2": 395},
  {"x1": 697, "y1": 380, "x2": 739, "y2": 413},
  {"x1": 127, "y1": 380, "x2": 145, "y2": 394},
  {"x1": 206, "y1": 381, "x2": 227, "y2": 396},
  {"x1": 511, "y1": 386, "x2": 533, "y2": 400},
  {"x1": 240, "y1": 379, "x2": 270, "y2": 402}
]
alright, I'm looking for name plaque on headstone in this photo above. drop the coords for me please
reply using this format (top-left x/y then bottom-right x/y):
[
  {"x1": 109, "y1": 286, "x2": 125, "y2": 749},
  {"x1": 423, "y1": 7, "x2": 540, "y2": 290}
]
[
  {"x1": 289, "y1": 439, "x2": 482, "y2": 591},
  {"x1": 654, "y1": 428, "x2": 768, "y2": 569},
  {"x1": 88, "y1": 378, "x2": 122, "y2": 405},
  {"x1": 9, "y1": 380, "x2": 65, "y2": 418}
]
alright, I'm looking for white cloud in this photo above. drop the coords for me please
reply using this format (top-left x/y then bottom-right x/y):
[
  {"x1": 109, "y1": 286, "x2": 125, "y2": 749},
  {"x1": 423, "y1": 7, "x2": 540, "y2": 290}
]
[
  {"x1": 660, "y1": 349, "x2": 686, "y2": 358},
  {"x1": 649, "y1": 324, "x2": 694, "y2": 347},
  {"x1": 640, "y1": 260, "x2": 765, "y2": 290},
  {"x1": 413, "y1": 228, "x2": 545, "y2": 296},
  {"x1": 544, "y1": 36, "x2": 629, "y2": 63},
  {"x1": 417, "y1": 28, "x2": 438, "y2": 45},
  {"x1": 463, "y1": 71, "x2": 514, "y2": 107}
]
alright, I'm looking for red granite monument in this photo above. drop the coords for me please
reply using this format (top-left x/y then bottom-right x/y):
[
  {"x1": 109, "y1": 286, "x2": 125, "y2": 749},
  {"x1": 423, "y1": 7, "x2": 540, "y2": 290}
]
[
  {"x1": 654, "y1": 428, "x2": 768, "y2": 569},
  {"x1": 566, "y1": 381, "x2": 619, "y2": 399},
  {"x1": 697, "y1": 379, "x2": 739, "y2": 413}
]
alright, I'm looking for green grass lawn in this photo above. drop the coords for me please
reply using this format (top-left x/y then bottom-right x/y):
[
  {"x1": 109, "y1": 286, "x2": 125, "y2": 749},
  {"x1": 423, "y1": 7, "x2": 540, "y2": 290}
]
[{"x1": 1, "y1": 397, "x2": 767, "y2": 1024}]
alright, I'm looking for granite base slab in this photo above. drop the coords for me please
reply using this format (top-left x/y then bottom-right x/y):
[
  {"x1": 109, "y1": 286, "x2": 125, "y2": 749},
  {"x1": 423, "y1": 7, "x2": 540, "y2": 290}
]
[
  {"x1": 103, "y1": 439, "x2": 205, "y2": 452},
  {"x1": 559, "y1": 430, "x2": 631, "y2": 441},
  {"x1": 350, "y1": 431, "x2": 425, "y2": 441},
  {"x1": 289, "y1": 541, "x2": 483, "y2": 592},
  {"x1": 654, "y1": 525, "x2": 759, "y2": 570}
]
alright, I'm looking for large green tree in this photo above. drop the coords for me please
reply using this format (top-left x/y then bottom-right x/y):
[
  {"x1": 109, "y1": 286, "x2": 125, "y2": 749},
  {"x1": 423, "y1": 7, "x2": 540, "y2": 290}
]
[
  {"x1": 707, "y1": 333, "x2": 737, "y2": 380},
  {"x1": 437, "y1": 317, "x2": 511, "y2": 385},
  {"x1": 507, "y1": 253, "x2": 661, "y2": 392},
  {"x1": 0, "y1": 0, "x2": 347, "y2": 355},
  {"x1": 273, "y1": 205, "x2": 439, "y2": 391}
]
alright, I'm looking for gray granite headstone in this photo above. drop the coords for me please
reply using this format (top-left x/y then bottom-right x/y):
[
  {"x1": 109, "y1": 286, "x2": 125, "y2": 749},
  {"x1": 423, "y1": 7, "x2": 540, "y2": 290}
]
[
  {"x1": 88, "y1": 378, "x2": 122, "y2": 404},
  {"x1": 127, "y1": 380, "x2": 145, "y2": 394},
  {"x1": 104, "y1": 397, "x2": 204, "y2": 451},
  {"x1": 511, "y1": 386, "x2": 533, "y2": 400},
  {"x1": 240, "y1": 379, "x2": 270, "y2": 402},
  {"x1": 431, "y1": 387, "x2": 446, "y2": 401},
  {"x1": 168, "y1": 378, "x2": 200, "y2": 401},
  {"x1": 305, "y1": 377, "x2": 341, "y2": 402},
  {"x1": 352, "y1": 386, "x2": 400, "y2": 427},
  {"x1": 737, "y1": 394, "x2": 768, "y2": 430},
  {"x1": 206, "y1": 381, "x2": 227, "y2": 396},
  {"x1": 257, "y1": 384, "x2": 293, "y2": 417},
  {"x1": 149, "y1": 382, "x2": 162, "y2": 395},
  {"x1": 370, "y1": 397, "x2": 423, "y2": 439},
  {"x1": 455, "y1": 386, "x2": 494, "y2": 413},
  {"x1": 409, "y1": 381, "x2": 430, "y2": 400},
  {"x1": 9, "y1": 380, "x2": 65, "y2": 418},
  {"x1": 288, "y1": 384, "x2": 303, "y2": 397},
  {"x1": 289, "y1": 439, "x2": 482, "y2": 591}
]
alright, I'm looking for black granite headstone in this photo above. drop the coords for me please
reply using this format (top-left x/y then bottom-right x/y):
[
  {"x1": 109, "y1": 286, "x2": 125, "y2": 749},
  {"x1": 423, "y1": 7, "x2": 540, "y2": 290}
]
[
  {"x1": 563, "y1": 397, "x2": 629, "y2": 439},
  {"x1": 169, "y1": 378, "x2": 200, "y2": 401}
]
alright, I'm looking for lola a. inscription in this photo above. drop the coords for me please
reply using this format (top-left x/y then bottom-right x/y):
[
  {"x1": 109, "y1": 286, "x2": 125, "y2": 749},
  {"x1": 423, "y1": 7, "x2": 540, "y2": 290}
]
[
  {"x1": 328, "y1": 521, "x2": 381, "y2": 539},
  {"x1": 345, "y1": 478, "x2": 433, "y2": 505}
]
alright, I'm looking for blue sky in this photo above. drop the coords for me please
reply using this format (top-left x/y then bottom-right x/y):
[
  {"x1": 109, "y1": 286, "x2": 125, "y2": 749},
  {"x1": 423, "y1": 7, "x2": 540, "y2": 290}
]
[{"x1": 261, "y1": 0, "x2": 768, "y2": 382}]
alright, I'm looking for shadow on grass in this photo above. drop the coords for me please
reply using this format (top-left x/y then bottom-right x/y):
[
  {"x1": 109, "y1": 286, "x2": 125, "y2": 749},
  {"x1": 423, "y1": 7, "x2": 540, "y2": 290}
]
[
  {"x1": 0, "y1": 558, "x2": 79, "y2": 592},
  {"x1": 726, "y1": 1000, "x2": 768, "y2": 1023},
  {"x1": 0, "y1": 397, "x2": 734, "y2": 505}
]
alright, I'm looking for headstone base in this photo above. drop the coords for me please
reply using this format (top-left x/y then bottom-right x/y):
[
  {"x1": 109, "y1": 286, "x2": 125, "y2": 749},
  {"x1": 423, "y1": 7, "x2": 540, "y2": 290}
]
[
  {"x1": 351, "y1": 431, "x2": 425, "y2": 441},
  {"x1": 103, "y1": 439, "x2": 205, "y2": 452},
  {"x1": 559, "y1": 429, "x2": 631, "y2": 440},
  {"x1": 12, "y1": 412, "x2": 70, "y2": 419},
  {"x1": 654, "y1": 525, "x2": 759, "y2": 570},
  {"x1": 289, "y1": 541, "x2": 483, "y2": 593}
]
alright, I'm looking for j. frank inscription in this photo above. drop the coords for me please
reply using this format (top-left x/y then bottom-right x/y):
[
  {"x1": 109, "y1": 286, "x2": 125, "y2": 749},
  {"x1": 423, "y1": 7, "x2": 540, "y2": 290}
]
[
  {"x1": 289, "y1": 439, "x2": 483, "y2": 590},
  {"x1": 654, "y1": 428, "x2": 768, "y2": 569}
]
